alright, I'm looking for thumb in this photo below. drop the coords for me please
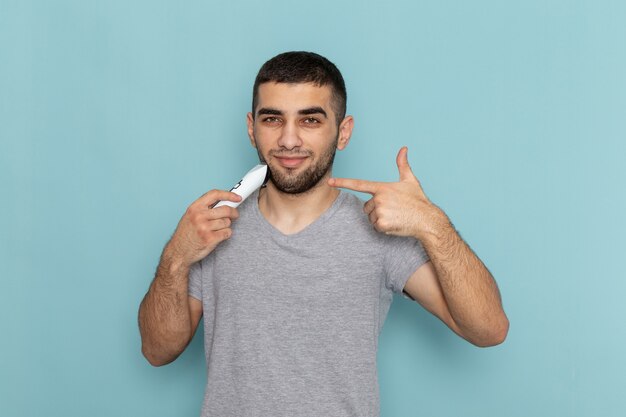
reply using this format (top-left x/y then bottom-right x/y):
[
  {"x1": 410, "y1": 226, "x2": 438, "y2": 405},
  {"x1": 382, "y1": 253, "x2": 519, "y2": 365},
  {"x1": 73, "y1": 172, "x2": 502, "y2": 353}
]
[{"x1": 397, "y1": 146, "x2": 416, "y2": 181}]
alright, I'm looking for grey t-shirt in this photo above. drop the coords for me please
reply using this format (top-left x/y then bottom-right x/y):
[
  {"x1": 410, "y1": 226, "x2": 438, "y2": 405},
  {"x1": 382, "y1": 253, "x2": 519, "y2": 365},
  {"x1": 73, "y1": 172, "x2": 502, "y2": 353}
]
[{"x1": 189, "y1": 190, "x2": 429, "y2": 417}]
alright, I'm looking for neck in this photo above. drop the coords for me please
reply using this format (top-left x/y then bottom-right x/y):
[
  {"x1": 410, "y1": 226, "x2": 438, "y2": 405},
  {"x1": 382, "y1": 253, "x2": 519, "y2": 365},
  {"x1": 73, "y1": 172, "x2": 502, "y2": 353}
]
[{"x1": 257, "y1": 172, "x2": 340, "y2": 235}]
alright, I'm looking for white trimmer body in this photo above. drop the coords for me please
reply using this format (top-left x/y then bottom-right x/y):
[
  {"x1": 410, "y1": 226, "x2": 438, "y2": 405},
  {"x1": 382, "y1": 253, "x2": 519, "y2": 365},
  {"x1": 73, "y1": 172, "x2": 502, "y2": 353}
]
[{"x1": 214, "y1": 164, "x2": 269, "y2": 208}]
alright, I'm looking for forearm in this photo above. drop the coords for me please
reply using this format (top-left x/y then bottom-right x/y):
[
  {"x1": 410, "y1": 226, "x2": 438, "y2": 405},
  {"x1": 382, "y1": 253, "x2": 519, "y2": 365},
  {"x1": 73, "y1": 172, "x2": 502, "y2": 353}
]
[
  {"x1": 417, "y1": 207, "x2": 509, "y2": 346},
  {"x1": 139, "y1": 246, "x2": 194, "y2": 366},
  {"x1": 137, "y1": 189, "x2": 239, "y2": 365}
]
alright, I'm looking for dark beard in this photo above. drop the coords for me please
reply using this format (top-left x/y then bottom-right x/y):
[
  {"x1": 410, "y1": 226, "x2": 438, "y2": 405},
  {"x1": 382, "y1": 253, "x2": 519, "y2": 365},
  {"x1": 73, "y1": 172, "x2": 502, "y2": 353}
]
[{"x1": 258, "y1": 137, "x2": 338, "y2": 195}]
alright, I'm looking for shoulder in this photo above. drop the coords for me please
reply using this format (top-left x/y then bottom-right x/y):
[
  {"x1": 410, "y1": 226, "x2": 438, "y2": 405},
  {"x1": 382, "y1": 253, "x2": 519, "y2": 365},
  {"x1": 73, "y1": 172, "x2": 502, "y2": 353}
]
[
  {"x1": 334, "y1": 191, "x2": 368, "y2": 223},
  {"x1": 331, "y1": 191, "x2": 383, "y2": 241},
  {"x1": 236, "y1": 189, "x2": 259, "y2": 216},
  {"x1": 336, "y1": 191, "x2": 427, "y2": 251}
]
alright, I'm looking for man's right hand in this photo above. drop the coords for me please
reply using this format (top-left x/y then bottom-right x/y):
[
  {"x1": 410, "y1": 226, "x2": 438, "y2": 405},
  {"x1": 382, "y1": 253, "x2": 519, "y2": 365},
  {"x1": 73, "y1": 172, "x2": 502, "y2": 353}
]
[
  {"x1": 166, "y1": 189, "x2": 242, "y2": 267},
  {"x1": 139, "y1": 189, "x2": 242, "y2": 366}
]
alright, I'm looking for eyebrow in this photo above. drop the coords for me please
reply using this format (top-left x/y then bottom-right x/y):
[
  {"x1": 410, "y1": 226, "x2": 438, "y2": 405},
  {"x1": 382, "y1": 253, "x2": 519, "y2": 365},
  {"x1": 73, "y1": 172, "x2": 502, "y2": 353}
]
[
  {"x1": 256, "y1": 106, "x2": 327, "y2": 118},
  {"x1": 257, "y1": 108, "x2": 282, "y2": 116},
  {"x1": 298, "y1": 106, "x2": 327, "y2": 118}
]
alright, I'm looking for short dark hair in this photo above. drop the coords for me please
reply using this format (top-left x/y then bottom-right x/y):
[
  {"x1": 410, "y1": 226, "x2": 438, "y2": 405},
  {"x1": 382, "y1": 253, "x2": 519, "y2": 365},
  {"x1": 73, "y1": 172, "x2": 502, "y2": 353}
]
[{"x1": 252, "y1": 51, "x2": 347, "y2": 125}]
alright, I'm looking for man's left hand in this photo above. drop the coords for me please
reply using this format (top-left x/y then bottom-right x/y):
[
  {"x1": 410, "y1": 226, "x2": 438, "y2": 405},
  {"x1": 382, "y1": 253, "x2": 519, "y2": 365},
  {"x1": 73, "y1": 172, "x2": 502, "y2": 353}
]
[{"x1": 328, "y1": 147, "x2": 445, "y2": 239}]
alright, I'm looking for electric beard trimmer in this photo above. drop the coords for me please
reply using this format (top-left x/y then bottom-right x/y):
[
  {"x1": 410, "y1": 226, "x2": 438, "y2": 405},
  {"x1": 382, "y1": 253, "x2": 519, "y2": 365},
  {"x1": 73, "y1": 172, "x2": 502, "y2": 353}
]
[{"x1": 214, "y1": 164, "x2": 269, "y2": 208}]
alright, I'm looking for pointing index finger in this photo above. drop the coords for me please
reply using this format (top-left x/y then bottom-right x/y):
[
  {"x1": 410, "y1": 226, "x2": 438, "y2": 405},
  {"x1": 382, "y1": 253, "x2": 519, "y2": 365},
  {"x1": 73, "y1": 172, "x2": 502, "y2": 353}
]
[{"x1": 328, "y1": 177, "x2": 380, "y2": 194}]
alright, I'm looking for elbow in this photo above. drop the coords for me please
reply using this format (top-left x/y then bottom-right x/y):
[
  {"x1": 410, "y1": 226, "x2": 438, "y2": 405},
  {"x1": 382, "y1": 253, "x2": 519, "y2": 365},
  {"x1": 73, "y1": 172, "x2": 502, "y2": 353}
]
[
  {"x1": 471, "y1": 316, "x2": 510, "y2": 348},
  {"x1": 141, "y1": 344, "x2": 179, "y2": 367},
  {"x1": 138, "y1": 322, "x2": 192, "y2": 367}
]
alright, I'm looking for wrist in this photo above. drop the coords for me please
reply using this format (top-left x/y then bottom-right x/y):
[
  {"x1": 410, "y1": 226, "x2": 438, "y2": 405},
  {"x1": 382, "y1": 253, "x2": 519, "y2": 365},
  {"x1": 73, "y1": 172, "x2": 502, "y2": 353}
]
[
  {"x1": 414, "y1": 204, "x2": 453, "y2": 243},
  {"x1": 161, "y1": 242, "x2": 192, "y2": 275}
]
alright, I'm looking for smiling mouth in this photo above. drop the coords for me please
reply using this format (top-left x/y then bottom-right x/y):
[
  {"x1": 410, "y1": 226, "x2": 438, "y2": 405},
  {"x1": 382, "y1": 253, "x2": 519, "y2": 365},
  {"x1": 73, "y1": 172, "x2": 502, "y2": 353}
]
[{"x1": 274, "y1": 156, "x2": 308, "y2": 168}]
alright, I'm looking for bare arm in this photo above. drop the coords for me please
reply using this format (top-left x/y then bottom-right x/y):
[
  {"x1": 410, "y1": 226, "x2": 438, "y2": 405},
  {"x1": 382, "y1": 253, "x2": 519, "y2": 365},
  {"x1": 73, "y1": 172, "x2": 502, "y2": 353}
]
[
  {"x1": 138, "y1": 253, "x2": 203, "y2": 366},
  {"x1": 138, "y1": 189, "x2": 241, "y2": 366},
  {"x1": 329, "y1": 147, "x2": 508, "y2": 347},
  {"x1": 403, "y1": 211, "x2": 508, "y2": 346}
]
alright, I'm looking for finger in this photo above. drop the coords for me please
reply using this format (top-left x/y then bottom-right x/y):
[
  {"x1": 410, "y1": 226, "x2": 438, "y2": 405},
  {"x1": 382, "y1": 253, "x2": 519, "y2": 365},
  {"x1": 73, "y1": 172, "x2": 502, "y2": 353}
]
[
  {"x1": 396, "y1": 146, "x2": 416, "y2": 182},
  {"x1": 368, "y1": 210, "x2": 378, "y2": 225},
  {"x1": 197, "y1": 190, "x2": 242, "y2": 207},
  {"x1": 206, "y1": 217, "x2": 231, "y2": 231},
  {"x1": 188, "y1": 207, "x2": 238, "y2": 232},
  {"x1": 363, "y1": 198, "x2": 376, "y2": 215},
  {"x1": 328, "y1": 177, "x2": 381, "y2": 195},
  {"x1": 208, "y1": 205, "x2": 239, "y2": 220},
  {"x1": 212, "y1": 227, "x2": 233, "y2": 244}
]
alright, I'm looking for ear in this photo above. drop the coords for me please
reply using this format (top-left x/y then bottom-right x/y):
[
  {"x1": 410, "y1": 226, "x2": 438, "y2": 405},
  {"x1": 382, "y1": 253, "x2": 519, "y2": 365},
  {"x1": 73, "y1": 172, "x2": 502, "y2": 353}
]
[
  {"x1": 246, "y1": 112, "x2": 256, "y2": 148},
  {"x1": 336, "y1": 115, "x2": 354, "y2": 151}
]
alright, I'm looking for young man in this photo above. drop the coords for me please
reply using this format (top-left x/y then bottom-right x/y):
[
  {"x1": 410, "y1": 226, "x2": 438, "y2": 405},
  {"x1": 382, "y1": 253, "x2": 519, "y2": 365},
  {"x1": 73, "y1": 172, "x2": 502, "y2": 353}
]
[{"x1": 139, "y1": 51, "x2": 509, "y2": 417}]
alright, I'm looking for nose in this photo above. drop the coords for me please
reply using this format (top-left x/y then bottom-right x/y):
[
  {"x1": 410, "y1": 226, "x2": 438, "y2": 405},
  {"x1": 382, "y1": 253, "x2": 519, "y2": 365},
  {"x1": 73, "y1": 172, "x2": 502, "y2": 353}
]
[{"x1": 277, "y1": 120, "x2": 303, "y2": 150}]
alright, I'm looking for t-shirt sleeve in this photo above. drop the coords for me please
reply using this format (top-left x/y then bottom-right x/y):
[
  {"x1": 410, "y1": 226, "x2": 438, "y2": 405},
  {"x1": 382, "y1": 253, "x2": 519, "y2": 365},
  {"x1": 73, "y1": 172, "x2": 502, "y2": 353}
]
[
  {"x1": 384, "y1": 235, "x2": 430, "y2": 297},
  {"x1": 188, "y1": 260, "x2": 203, "y2": 301}
]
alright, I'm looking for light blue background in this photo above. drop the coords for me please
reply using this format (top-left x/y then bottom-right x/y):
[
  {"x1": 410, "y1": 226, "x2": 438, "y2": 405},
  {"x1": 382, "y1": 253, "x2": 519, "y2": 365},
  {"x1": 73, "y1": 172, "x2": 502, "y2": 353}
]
[{"x1": 1, "y1": 1, "x2": 625, "y2": 416}]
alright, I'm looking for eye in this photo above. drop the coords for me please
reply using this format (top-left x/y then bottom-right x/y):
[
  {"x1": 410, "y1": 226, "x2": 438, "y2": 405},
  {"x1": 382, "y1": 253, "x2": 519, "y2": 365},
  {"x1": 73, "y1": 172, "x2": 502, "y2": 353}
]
[
  {"x1": 302, "y1": 117, "x2": 320, "y2": 125},
  {"x1": 262, "y1": 116, "x2": 282, "y2": 124}
]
